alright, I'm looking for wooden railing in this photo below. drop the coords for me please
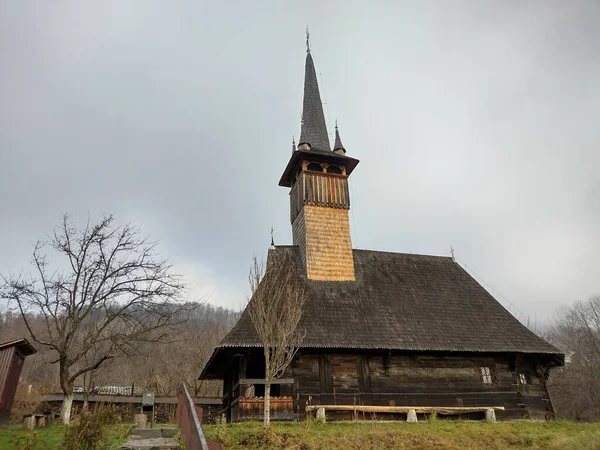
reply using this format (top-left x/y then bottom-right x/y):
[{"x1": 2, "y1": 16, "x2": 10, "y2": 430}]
[
  {"x1": 176, "y1": 383, "x2": 211, "y2": 450},
  {"x1": 233, "y1": 377, "x2": 295, "y2": 392},
  {"x1": 290, "y1": 171, "x2": 350, "y2": 222}
]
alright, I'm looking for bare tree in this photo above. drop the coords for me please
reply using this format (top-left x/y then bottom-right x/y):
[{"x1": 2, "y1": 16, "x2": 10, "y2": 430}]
[
  {"x1": 547, "y1": 296, "x2": 600, "y2": 421},
  {"x1": 247, "y1": 253, "x2": 308, "y2": 428},
  {"x1": 0, "y1": 214, "x2": 187, "y2": 424}
]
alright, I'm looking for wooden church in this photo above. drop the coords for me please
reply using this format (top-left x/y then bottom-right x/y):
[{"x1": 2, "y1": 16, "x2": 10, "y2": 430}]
[{"x1": 200, "y1": 41, "x2": 564, "y2": 422}]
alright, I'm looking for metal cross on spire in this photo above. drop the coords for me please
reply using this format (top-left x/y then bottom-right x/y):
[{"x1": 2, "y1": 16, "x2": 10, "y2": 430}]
[{"x1": 306, "y1": 26, "x2": 310, "y2": 53}]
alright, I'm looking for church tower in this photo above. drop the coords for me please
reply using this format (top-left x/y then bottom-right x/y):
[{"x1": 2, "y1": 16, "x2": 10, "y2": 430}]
[{"x1": 279, "y1": 44, "x2": 359, "y2": 281}]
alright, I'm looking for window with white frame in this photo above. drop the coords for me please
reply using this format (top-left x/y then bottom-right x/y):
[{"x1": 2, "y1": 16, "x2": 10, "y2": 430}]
[
  {"x1": 480, "y1": 366, "x2": 494, "y2": 384},
  {"x1": 519, "y1": 373, "x2": 531, "y2": 385}
]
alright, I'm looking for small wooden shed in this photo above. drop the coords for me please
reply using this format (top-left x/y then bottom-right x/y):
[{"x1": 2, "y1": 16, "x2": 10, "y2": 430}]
[{"x1": 0, "y1": 338, "x2": 36, "y2": 426}]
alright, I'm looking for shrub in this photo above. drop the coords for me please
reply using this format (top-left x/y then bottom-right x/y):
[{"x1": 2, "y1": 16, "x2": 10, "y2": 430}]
[
  {"x1": 61, "y1": 403, "x2": 120, "y2": 450},
  {"x1": 216, "y1": 414, "x2": 229, "y2": 445},
  {"x1": 10, "y1": 382, "x2": 43, "y2": 423},
  {"x1": 15, "y1": 431, "x2": 38, "y2": 450}
]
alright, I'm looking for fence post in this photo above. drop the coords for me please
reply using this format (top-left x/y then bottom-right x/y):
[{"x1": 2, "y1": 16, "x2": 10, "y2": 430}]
[{"x1": 176, "y1": 383, "x2": 210, "y2": 450}]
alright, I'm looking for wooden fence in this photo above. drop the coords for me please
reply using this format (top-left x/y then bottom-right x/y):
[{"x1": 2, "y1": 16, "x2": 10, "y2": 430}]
[{"x1": 176, "y1": 383, "x2": 217, "y2": 450}]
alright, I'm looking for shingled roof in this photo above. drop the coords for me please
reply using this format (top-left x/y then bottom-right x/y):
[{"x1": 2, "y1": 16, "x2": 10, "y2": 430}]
[
  {"x1": 298, "y1": 52, "x2": 330, "y2": 152},
  {"x1": 333, "y1": 123, "x2": 345, "y2": 152},
  {"x1": 201, "y1": 247, "x2": 561, "y2": 378}
]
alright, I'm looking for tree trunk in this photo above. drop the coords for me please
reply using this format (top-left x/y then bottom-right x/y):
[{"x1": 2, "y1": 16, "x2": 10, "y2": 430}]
[
  {"x1": 59, "y1": 366, "x2": 74, "y2": 424},
  {"x1": 264, "y1": 380, "x2": 271, "y2": 429},
  {"x1": 61, "y1": 393, "x2": 74, "y2": 424},
  {"x1": 83, "y1": 371, "x2": 91, "y2": 411}
]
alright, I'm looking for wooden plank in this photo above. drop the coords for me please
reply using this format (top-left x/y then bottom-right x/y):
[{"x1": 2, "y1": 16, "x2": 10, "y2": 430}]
[
  {"x1": 319, "y1": 355, "x2": 333, "y2": 395},
  {"x1": 306, "y1": 405, "x2": 505, "y2": 414},
  {"x1": 43, "y1": 394, "x2": 222, "y2": 405},
  {"x1": 300, "y1": 172, "x2": 350, "y2": 210},
  {"x1": 318, "y1": 355, "x2": 334, "y2": 404},
  {"x1": 359, "y1": 355, "x2": 373, "y2": 404},
  {"x1": 238, "y1": 378, "x2": 294, "y2": 385}
]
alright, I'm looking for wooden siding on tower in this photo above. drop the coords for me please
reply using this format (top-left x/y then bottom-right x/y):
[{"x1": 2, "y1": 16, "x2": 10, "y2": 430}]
[{"x1": 295, "y1": 205, "x2": 355, "y2": 281}]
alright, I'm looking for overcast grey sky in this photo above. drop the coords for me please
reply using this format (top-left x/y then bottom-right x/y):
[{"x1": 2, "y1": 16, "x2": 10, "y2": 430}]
[{"x1": 1, "y1": 1, "x2": 599, "y2": 323}]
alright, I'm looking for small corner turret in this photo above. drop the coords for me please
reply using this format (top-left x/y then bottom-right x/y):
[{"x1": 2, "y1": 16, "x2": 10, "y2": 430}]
[{"x1": 333, "y1": 121, "x2": 346, "y2": 156}]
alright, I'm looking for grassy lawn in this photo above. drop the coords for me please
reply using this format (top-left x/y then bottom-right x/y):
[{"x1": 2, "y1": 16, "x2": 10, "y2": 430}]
[
  {"x1": 0, "y1": 423, "x2": 131, "y2": 450},
  {"x1": 203, "y1": 420, "x2": 600, "y2": 450}
]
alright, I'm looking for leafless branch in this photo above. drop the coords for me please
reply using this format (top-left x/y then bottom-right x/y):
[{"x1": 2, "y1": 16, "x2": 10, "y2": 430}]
[
  {"x1": 247, "y1": 252, "x2": 308, "y2": 428},
  {"x1": 547, "y1": 296, "x2": 600, "y2": 421}
]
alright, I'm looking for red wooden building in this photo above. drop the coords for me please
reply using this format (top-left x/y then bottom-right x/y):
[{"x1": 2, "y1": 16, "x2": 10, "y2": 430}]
[{"x1": 0, "y1": 338, "x2": 36, "y2": 425}]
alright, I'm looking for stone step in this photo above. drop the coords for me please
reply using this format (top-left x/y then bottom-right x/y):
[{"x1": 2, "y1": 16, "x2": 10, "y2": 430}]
[
  {"x1": 120, "y1": 437, "x2": 180, "y2": 450},
  {"x1": 160, "y1": 428, "x2": 178, "y2": 438},
  {"x1": 130, "y1": 428, "x2": 178, "y2": 439}
]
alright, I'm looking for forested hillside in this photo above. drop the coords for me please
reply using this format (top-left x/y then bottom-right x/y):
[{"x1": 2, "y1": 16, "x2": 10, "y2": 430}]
[{"x1": 0, "y1": 303, "x2": 239, "y2": 397}]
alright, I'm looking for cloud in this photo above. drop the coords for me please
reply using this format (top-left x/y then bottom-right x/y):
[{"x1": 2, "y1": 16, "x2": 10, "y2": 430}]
[
  {"x1": 1, "y1": 1, "x2": 599, "y2": 323},
  {"x1": 176, "y1": 260, "x2": 247, "y2": 311}
]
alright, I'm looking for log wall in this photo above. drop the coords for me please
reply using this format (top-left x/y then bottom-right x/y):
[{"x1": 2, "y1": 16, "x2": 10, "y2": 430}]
[{"x1": 291, "y1": 352, "x2": 554, "y2": 421}]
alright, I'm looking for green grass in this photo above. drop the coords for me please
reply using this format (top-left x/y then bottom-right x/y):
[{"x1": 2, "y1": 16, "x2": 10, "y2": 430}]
[
  {"x1": 202, "y1": 420, "x2": 600, "y2": 450},
  {"x1": 0, "y1": 423, "x2": 131, "y2": 450},
  {"x1": 103, "y1": 423, "x2": 132, "y2": 450}
]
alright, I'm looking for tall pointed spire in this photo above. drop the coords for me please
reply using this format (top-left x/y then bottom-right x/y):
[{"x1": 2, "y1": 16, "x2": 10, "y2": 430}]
[
  {"x1": 298, "y1": 31, "x2": 330, "y2": 152},
  {"x1": 333, "y1": 120, "x2": 346, "y2": 155}
]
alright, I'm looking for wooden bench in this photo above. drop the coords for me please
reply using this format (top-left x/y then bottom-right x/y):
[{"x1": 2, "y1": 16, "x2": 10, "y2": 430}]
[
  {"x1": 23, "y1": 414, "x2": 47, "y2": 430},
  {"x1": 306, "y1": 405, "x2": 504, "y2": 422}
]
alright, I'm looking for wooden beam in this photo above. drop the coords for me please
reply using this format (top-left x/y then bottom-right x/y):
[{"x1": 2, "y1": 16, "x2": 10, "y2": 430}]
[
  {"x1": 306, "y1": 405, "x2": 505, "y2": 414},
  {"x1": 43, "y1": 394, "x2": 221, "y2": 405},
  {"x1": 238, "y1": 378, "x2": 294, "y2": 385}
]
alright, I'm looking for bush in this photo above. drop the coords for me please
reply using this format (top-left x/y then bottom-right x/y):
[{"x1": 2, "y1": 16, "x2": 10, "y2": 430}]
[
  {"x1": 10, "y1": 382, "x2": 43, "y2": 423},
  {"x1": 216, "y1": 414, "x2": 229, "y2": 445},
  {"x1": 15, "y1": 431, "x2": 38, "y2": 450},
  {"x1": 61, "y1": 403, "x2": 120, "y2": 450}
]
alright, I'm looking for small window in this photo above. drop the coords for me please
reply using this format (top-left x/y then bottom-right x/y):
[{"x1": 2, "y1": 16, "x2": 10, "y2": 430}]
[
  {"x1": 480, "y1": 366, "x2": 496, "y2": 384},
  {"x1": 306, "y1": 162, "x2": 323, "y2": 172},
  {"x1": 518, "y1": 373, "x2": 531, "y2": 385},
  {"x1": 326, "y1": 165, "x2": 343, "y2": 175}
]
